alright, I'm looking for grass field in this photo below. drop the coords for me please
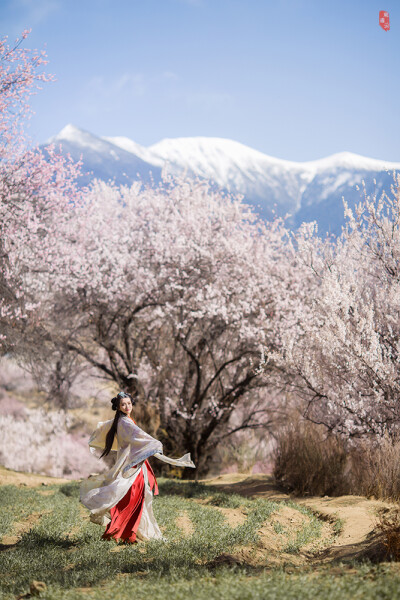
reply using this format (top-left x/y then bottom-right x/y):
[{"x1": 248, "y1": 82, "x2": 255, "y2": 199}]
[{"x1": 1, "y1": 475, "x2": 400, "y2": 599}]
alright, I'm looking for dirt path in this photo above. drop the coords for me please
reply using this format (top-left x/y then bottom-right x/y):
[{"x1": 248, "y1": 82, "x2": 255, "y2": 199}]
[
  {"x1": 0, "y1": 466, "x2": 395, "y2": 565},
  {"x1": 298, "y1": 495, "x2": 390, "y2": 562},
  {"x1": 0, "y1": 465, "x2": 69, "y2": 487},
  {"x1": 176, "y1": 511, "x2": 195, "y2": 536},
  {"x1": 1, "y1": 512, "x2": 49, "y2": 547},
  {"x1": 202, "y1": 473, "x2": 395, "y2": 564}
]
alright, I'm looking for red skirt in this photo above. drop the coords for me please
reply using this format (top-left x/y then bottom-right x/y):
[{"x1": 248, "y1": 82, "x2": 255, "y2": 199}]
[{"x1": 102, "y1": 460, "x2": 159, "y2": 543}]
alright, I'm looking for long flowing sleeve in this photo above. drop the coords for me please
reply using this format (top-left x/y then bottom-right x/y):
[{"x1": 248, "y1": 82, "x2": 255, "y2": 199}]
[
  {"x1": 80, "y1": 416, "x2": 195, "y2": 525},
  {"x1": 153, "y1": 452, "x2": 195, "y2": 468},
  {"x1": 87, "y1": 418, "x2": 119, "y2": 457},
  {"x1": 80, "y1": 415, "x2": 195, "y2": 524},
  {"x1": 118, "y1": 417, "x2": 195, "y2": 475},
  {"x1": 117, "y1": 417, "x2": 163, "y2": 478},
  {"x1": 79, "y1": 417, "x2": 156, "y2": 516}
]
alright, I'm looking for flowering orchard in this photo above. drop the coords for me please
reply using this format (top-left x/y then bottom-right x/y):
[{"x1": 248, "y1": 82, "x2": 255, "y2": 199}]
[
  {"x1": 0, "y1": 29, "x2": 84, "y2": 353},
  {"x1": 264, "y1": 171, "x2": 400, "y2": 439},
  {"x1": 0, "y1": 405, "x2": 106, "y2": 478},
  {"x1": 11, "y1": 174, "x2": 297, "y2": 472},
  {"x1": 2, "y1": 29, "x2": 400, "y2": 479}
]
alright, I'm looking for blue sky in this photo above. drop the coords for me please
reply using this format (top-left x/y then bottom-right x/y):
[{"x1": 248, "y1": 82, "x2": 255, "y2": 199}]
[{"x1": 1, "y1": 0, "x2": 399, "y2": 161}]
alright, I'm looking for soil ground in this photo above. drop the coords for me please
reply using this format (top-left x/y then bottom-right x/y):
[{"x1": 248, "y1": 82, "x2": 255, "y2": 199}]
[
  {"x1": 0, "y1": 466, "x2": 395, "y2": 567},
  {"x1": 201, "y1": 473, "x2": 394, "y2": 565}
]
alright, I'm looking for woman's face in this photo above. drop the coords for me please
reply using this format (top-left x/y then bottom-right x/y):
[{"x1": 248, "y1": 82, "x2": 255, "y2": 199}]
[{"x1": 119, "y1": 396, "x2": 132, "y2": 416}]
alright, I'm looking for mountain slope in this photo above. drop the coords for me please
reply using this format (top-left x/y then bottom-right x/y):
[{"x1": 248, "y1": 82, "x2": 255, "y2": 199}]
[
  {"x1": 105, "y1": 135, "x2": 400, "y2": 234},
  {"x1": 46, "y1": 125, "x2": 400, "y2": 234},
  {"x1": 48, "y1": 125, "x2": 162, "y2": 187}
]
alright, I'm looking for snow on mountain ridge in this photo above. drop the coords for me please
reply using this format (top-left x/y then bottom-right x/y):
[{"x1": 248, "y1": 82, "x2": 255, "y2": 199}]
[
  {"x1": 102, "y1": 134, "x2": 307, "y2": 213},
  {"x1": 302, "y1": 150, "x2": 397, "y2": 174},
  {"x1": 148, "y1": 136, "x2": 300, "y2": 168},
  {"x1": 47, "y1": 125, "x2": 400, "y2": 234},
  {"x1": 147, "y1": 137, "x2": 307, "y2": 195},
  {"x1": 46, "y1": 125, "x2": 162, "y2": 187},
  {"x1": 102, "y1": 135, "x2": 160, "y2": 167},
  {"x1": 106, "y1": 133, "x2": 399, "y2": 176},
  {"x1": 53, "y1": 126, "x2": 399, "y2": 181},
  {"x1": 49, "y1": 124, "x2": 123, "y2": 157}
]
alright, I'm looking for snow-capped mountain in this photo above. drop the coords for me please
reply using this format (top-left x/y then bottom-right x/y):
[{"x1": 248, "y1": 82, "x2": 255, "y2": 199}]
[
  {"x1": 46, "y1": 125, "x2": 400, "y2": 235},
  {"x1": 47, "y1": 125, "x2": 162, "y2": 187}
]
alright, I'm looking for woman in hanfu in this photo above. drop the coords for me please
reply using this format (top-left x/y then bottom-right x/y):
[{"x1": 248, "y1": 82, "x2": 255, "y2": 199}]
[{"x1": 80, "y1": 391, "x2": 195, "y2": 543}]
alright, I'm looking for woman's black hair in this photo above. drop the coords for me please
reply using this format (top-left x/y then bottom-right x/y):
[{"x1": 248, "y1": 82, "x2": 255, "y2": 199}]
[{"x1": 99, "y1": 392, "x2": 135, "y2": 458}]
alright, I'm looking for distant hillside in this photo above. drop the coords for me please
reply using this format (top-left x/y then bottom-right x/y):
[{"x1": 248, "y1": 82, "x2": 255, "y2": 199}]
[{"x1": 45, "y1": 125, "x2": 400, "y2": 235}]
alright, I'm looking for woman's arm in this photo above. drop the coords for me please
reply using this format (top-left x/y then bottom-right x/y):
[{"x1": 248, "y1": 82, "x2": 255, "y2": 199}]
[
  {"x1": 154, "y1": 452, "x2": 195, "y2": 468},
  {"x1": 118, "y1": 418, "x2": 163, "y2": 478},
  {"x1": 118, "y1": 417, "x2": 196, "y2": 477},
  {"x1": 88, "y1": 419, "x2": 118, "y2": 456}
]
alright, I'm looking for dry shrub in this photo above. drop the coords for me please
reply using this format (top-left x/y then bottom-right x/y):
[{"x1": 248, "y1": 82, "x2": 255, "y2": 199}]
[
  {"x1": 376, "y1": 507, "x2": 400, "y2": 561},
  {"x1": 213, "y1": 431, "x2": 272, "y2": 476},
  {"x1": 347, "y1": 434, "x2": 400, "y2": 501},
  {"x1": 274, "y1": 419, "x2": 400, "y2": 501},
  {"x1": 273, "y1": 420, "x2": 350, "y2": 496}
]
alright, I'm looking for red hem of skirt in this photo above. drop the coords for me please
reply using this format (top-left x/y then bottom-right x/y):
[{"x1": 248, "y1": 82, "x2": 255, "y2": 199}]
[{"x1": 101, "y1": 459, "x2": 158, "y2": 543}]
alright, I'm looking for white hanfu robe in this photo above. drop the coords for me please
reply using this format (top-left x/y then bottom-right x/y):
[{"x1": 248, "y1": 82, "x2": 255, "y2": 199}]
[{"x1": 79, "y1": 414, "x2": 195, "y2": 540}]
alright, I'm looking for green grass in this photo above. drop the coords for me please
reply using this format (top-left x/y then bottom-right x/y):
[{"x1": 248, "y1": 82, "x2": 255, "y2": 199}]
[
  {"x1": 28, "y1": 566, "x2": 400, "y2": 600},
  {"x1": 280, "y1": 500, "x2": 323, "y2": 554},
  {"x1": 0, "y1": 479, "x2": 398, "y2": 600},
  {"x1": 0, "y1": 485, "x2": 58, "y2": 537},
  {"x1": 273, "y1": 521, "x2": 286, "y2": 535},
  {"x1": 333, "y1": 516, "x2": 345, "y2": 536}
]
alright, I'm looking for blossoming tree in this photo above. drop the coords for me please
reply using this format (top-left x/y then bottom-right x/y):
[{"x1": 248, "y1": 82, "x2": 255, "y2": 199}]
[
  {"x1": 266, "y1": 172, "x2": 400, "y2": 439},
  {"x1": 0, "y1": 29, "x2": 84, "y2": 353},
  {"x1": 11, "y1": 173, "x2": 295, "y2": 471}
]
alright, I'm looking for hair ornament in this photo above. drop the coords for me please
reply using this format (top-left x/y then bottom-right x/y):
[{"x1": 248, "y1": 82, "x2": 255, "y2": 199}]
[{"x1": 110, "y1": 391, "x2": 135, "y2": 411}]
